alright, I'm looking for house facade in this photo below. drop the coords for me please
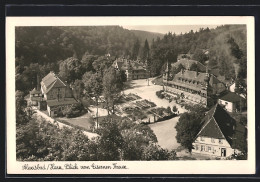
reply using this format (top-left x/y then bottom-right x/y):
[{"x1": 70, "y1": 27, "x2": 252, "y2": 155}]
[
  {"x1": 192, "y1": 104, "x2": 246, "y2": 158},
  {"x1": 40, "y1": 71, "x2": 77, "y2": 117},
  {"x1": 163, "y1": 65, "x2": 226, "y2": 106},
  {"x1": 218, "y1": 92, "x2": 246, "y2": 112},
  {"x1": 113, "y1": 58, "x2": 147, "y2": 81}
]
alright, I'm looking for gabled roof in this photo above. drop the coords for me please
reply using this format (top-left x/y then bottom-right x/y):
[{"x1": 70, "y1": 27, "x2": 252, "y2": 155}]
[
  {"x1": 196, "y1": 104, "x2": 246, "y2": 149},
  {"x1": 220, "y1": 92, "x2": 245, "y2": 103},
  {"x1": 41, "y1": 72, "x2": 66, "y2": 93}
]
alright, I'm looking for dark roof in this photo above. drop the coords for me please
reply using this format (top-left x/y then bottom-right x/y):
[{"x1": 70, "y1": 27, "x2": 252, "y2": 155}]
[
  {"x1": 197, "y1": 104, "x2": 246, "y2": 149},
  {"x1": 220, "y1": 92, "x2": 245, "y2": 103},
  {"x1": 169, "y1": 70, "x2": 223, "y2": 90},
  {"x1": 46, "y1": 98, "x2": 78, "y2": 107},
  {"x1": 41, "y1": 72, "x2": 66, "y2": 93}
]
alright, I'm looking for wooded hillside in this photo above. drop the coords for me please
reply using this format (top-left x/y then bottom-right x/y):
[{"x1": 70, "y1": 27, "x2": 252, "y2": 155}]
[{"x1": 15, "y1": 25, "x2": 247, "y2": 94}]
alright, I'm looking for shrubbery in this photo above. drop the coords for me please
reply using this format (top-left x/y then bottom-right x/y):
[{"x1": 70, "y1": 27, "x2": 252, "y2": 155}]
[
  {"x1": 62, "y1": 103, "x2": 86, "y2": 118},
  {"x1": 156, "y1": 90, "x2": 164, "y2": 99}
]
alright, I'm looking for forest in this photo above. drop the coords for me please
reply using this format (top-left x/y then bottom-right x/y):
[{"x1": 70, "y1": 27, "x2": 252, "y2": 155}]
[{"x1": 15, "y1": 25, "x2": 247, "y2": 94}]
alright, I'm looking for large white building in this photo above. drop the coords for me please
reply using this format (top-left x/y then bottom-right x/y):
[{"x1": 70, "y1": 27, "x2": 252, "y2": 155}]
[{"x1": 192, "y1": 104, "x2": 246, "y2": 158}]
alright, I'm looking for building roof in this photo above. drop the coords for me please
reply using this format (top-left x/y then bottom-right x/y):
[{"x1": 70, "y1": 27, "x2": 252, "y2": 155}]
[
  {"x1": 30, "y1": 88, "x2": 41, "y2": 95},
  {"x1": 41, "y1": 72, "x2": 67, "y2": 93},
  {"x1": 196, "y1": 104, "x2": 246, "y2": 149},
  {"x1": 114, "y1": 59, "x2": 146, "y2": 71},
  {"x1": 46, "y1": 98, "x2": 78, "y2": 107},
  {"x1": 220, "y1": 92, "x2": 245, "y2": 103},
  {"x1": 168, "y1": 70, "x2": 223, "y2": 90},
  {"x1": 171, "y1": 59, "x2": 206, "y2": 72}
]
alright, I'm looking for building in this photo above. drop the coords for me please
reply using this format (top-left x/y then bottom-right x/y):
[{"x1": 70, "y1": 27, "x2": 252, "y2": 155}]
[
  {"x1": 172, "y1": 58, "x2": 206, "y2": 72},
  {"x1": 40, "y1": 71, "x2": 78, "y2": 117},
  {"x1": 113, "y1": 58, "x2": 147, "y2": 81},
  {"x1": 192, "y1": 104, "x2": 246, "y2": 158},
  {"x1": 26, "y1": 75, "x2": 43, "y2": 107},
  {"x1": 218, "y1": 92, "x2": 246, "y2": 112},
  {"x1": 163, "y1": 64, "x2": 226, "y2": 106}
]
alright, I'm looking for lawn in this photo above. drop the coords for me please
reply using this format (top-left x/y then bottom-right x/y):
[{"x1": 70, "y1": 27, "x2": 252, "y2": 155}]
[
  {"x1": 57, "y1": 113, "x2": 94, "y2": 131},
  {"x1": 149, "y1": 116, "x2": 180, "y2": 150}
]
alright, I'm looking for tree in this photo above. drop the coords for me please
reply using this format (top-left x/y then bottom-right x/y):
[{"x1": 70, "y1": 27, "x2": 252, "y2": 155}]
[
  {"x1": 172, "y1": 105, "x2": 178, "y2": 113},
  {"x1": 96, "y1": 116, "x2": 124, "y2": 160},
  {"x1": 102, "y1": 67, "x2": 124, "y2": 115},
  {"x1": 166, "y1": 106, "x2": 172, "y2": 114},
  {"x1": 141, "y1": 143, "x2": 177, "y2": 160},
  {"x1": 59, "y1": 57, "x2": 84, "y2": 84},
  {"x1": 235, "y1": 78, "x2": 247, "y2": 100},
  {"x1": 16, "y1": 90, "x2": 32, "y2": 125},
  {"x1": 171, "y1": 63, "x2": 185, "y2": 76},
  {"x1": 82, "y1": 72, "x2": 103, "y2": 127},
  {"x1": 72, "y1": 79, "x2": 84, "y2": 100},
  {"x1": 131, "y1": 39, "x2": 140, "y2": 60},
  {"x1": 175, "y1": 111, "x2": 203, "y2": 152},
  {"x1": 81, "y1": 53, "x2": 98, "y2": 73},
  {"x1": 193, "y1": 48, "x2": 208, "y2": 64},
  {"x1": 141, "y1": 39, "x2": 150, "y2": 63}
]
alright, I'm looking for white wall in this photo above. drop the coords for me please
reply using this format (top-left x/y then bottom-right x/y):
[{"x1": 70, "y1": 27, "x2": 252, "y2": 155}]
[
  {"x1": 192, "y1": 136, "x2": 234, "y2": 157},
  {"x1": 218, "y1": 99, "x2": 233, "y2": 112}
]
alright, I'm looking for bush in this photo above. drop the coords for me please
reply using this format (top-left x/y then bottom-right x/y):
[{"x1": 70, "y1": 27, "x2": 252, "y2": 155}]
[
  {"x1": 62, "y1": 103, "x2": 86, "y2": 118},
  {"x1": 156, "y1": 90, "x2": 164, "y2": 99}
]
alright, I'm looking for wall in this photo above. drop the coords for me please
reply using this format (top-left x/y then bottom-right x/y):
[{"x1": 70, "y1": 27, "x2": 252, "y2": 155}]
[
  {"x1": 218, "y1": 99, "x2": 234, "y2": 112},
  {"x1": 46, "y1": 87, "x2": 66, "y2": 100},
  {"x1": 192, "y1": 136, "x2": 234, "y2": 157}
]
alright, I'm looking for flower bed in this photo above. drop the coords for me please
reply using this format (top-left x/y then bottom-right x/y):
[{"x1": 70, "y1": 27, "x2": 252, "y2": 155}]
[{"x1": 135, "y1": 99, "x2": 156, "y2": 110}]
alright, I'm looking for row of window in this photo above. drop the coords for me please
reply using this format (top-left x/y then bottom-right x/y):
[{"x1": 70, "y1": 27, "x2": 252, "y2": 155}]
[
  {"x1": 177, "y1": 77, "x2": 202, "y2": 85},
  {"x1": 195, "y1": 145, "x2": 216, "y2": 153},
  {"x1": 199, "y1": 137, "x2": 223, "y2": 144}
]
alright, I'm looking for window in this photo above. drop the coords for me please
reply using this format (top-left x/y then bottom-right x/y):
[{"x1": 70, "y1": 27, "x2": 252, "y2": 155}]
[
  {"x1": 195, "y1": 145, "x2": 199, "y2": 150},
  {"x1": 200, "y1": 137, "x2": 204, "y2": 141},
  {"x1": 201, "y1": 145, "x2": 205, "y2": 151},
  {"x1": 211, "y1": 138, "x2": 215, "y2": 143},
  {"x1": 205, "y1": 146, "x2": 208, "y2": 152},
  {"x1": 208, "y1": 146, "x2": 211, "y2": 152},
  {"x1": 219, "y1": 139, "x2": 223, "y2": 144}
]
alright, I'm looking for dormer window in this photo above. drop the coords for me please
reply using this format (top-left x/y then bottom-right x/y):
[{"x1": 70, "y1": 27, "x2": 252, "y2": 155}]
[
  {"x1": 219, "y1": 139, "x2": 223, "y2": 144},
  {"x1": 200, "y1": 137, "x2": 204, "y2": 141}
]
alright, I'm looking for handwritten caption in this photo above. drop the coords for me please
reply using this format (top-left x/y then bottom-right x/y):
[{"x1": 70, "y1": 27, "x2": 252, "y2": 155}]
[{"x1": 22, "y1": 163, "x2": 128, "y2": 170}]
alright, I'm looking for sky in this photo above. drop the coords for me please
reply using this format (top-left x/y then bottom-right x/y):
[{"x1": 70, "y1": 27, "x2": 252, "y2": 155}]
[{"x1": 122, "y1": 25, "x2": 221, "y2": 35}]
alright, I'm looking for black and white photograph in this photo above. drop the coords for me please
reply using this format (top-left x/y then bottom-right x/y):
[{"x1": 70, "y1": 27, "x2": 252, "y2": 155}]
[{"x1": 6, "y1": 16, "x2": 255, "y2": 174}]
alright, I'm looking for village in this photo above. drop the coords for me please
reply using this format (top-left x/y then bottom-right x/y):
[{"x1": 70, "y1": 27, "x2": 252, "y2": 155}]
[{"x1": 24, "y1": 52, "x2": 247, "y2": 160}]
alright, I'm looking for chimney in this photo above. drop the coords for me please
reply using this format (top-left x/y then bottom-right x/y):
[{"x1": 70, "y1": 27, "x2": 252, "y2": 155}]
[{"x1": 36, "y1": 74, "x2": 40, "y2": 91}]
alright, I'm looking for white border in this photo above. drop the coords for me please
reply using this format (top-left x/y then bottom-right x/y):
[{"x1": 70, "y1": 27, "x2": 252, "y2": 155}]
[{"x1": 6, "y1": 16, "x2": 255, "y2": 174}]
